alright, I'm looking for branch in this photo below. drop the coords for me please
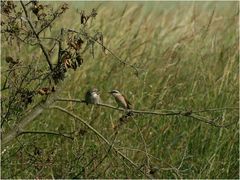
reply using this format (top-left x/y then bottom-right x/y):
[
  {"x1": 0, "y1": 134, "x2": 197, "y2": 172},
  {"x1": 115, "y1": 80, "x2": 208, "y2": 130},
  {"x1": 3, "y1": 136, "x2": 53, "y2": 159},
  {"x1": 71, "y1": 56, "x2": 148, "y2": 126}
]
[
  {"x1": 17, "y1": 130, "x2": 73, "y2": 140},
  {"x1": 67, "y1": 28, "x2": 140, "y2": 76},
  {"x1": 37, "y1": 15, "x2": 58, "y2": 35},
  {"x1": 116, "y1": 146, "x2": 182, "y2": 178},
  {"x1": 55, "y1": 98, "x2": 238, "y2": 128},
  {"x1": 55, "y1": 98, "x2": 180, "y2": 115},
  {"x1": 192, "y1": 107, "x2": 238, "y2": 113},
  {"x1": 50, "y1": 105, "x2": 152, "y2": 179},
  {"x1": 86, "y1": 132, "x2": 118, "y2": 177},
  {"x1": 132, "y1": 118, "x2": 150, "y2": 171},
  {"x1": 187, "y1": 114, "x2": 238, "y2": 128},
  {"x1": 37, "y1": 6, "x2": 67, "y2": 35},
  {"x1": 20, "y1": 0, "x2": 53, "y2": 71},
  {"x1": 2, "y1": 97, "x2": 55, "y2": 146}
]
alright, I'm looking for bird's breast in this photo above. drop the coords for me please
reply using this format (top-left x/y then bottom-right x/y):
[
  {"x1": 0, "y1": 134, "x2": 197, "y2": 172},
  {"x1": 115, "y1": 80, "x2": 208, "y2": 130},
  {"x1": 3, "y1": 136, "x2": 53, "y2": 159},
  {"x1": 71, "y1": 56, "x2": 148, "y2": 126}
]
[{"x1": 114, "y1": 94, "x2": 127, "y2": 108}]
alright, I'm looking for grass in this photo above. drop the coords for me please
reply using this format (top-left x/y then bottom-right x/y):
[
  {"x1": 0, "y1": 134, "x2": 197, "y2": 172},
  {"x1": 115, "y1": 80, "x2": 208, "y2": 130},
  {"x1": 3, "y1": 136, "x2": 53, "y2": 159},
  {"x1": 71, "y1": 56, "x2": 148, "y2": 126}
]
[{"x1": 1, "y1": 1, "x2": 239, "y2": 179}]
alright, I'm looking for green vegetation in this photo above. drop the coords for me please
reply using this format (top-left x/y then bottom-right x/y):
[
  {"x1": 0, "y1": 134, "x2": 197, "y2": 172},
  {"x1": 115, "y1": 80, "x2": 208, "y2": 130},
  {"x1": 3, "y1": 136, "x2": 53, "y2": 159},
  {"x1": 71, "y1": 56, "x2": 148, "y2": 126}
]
[{"x1": 1, "y1": 1, "x2": 239, "y2": 178}]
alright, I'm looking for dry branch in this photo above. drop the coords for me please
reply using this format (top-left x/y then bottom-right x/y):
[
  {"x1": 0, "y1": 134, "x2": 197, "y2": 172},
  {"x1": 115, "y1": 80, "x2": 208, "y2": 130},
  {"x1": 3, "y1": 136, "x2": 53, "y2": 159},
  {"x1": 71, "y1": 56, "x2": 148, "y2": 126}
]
[
  {"x1": 2, "y1": 95, "x2": 237, "y2": 146},
  {"x1": 51, "y1": 105, "x2": 152, "y2": 179},
  {"x1": 2, "y1": 97, "x2": 55, "y2": 146},
  {"x1": 20, "y1": 0, "x2": 53, "y2": 71},
  {"x1": 55, "y1": 98, "x2": 238, "y2": 128},
  {"x1": 17, "y1": 130, "x2": 73, "y2": 140},
  {"x1": 67, "y1": 28, "x2": 141, "y2": 76}
]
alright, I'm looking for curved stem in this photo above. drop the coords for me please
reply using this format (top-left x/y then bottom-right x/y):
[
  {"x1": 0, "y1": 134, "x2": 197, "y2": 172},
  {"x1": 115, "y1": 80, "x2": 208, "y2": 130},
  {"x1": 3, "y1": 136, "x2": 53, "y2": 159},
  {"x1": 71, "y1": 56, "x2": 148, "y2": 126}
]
[
  {"x1": 51, "y1": 105, "x2": 152, "y2": 179},
  {"x1": 17, "y1": 130, "x2": 73, "y2": 140}
]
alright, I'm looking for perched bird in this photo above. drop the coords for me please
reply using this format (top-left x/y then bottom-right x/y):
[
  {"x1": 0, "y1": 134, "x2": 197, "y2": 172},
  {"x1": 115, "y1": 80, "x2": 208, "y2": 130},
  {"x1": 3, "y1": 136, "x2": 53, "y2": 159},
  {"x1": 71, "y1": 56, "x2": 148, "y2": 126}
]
[
  {"x1": 85, "y1": 88, "x2": 101, "y2": 105},
  {"x1": 109, "y1": 90, "x2": 132, "y2": 109}
]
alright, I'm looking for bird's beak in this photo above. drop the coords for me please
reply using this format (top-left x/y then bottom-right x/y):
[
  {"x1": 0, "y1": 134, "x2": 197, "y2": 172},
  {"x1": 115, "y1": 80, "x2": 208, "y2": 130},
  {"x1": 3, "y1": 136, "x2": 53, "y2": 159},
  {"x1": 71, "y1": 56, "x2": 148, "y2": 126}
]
[{"x1": 108, "y1": 91, "x2": 112, "y2": 94}]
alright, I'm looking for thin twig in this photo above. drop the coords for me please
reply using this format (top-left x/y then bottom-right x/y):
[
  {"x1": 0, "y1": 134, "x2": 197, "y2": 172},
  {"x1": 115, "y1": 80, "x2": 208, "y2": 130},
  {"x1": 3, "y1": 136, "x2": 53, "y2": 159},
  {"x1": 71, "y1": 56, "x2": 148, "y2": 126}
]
[
  {"x1": 37, "y1": 7, "x2": 66, "y2": 35},
  {"x1": 51, "y1": 105, "x2": 152, "y2": 179},
  {"x1": 116, "y1": 146, "x2": 183, "y2": 178},
  {"x1": 132, "y1": 118, "x2": 151, "y2": 174},
  {"x1": 86, "y1": 132, "x2": 118, "y2": 176},
  {"x1": 187, "y1": 114, "x2": 238, "y2": 128},
  {"x1": 67, "y1": 28, "x2": 140, "y2": 76},
  {"x1": 20, "y1": 0, "x2": 53, "y2": 71},
  {"x1": 17, "y1": 130, "x2": 74, "y2": 140},
  {"x1": 192, "y1": 107, "x2": 239, "y2": 113}
]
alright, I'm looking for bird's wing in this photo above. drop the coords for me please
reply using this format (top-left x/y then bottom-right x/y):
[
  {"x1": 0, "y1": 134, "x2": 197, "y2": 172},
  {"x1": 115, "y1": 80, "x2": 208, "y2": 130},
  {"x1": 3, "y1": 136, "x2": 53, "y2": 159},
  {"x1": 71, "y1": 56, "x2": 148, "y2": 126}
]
[
  {"x1": 85, "y1": 90, "x2": 92, "y2": 104},
  {"x1": 122, "y1": 94, "x2": 132, "y2": 109}
]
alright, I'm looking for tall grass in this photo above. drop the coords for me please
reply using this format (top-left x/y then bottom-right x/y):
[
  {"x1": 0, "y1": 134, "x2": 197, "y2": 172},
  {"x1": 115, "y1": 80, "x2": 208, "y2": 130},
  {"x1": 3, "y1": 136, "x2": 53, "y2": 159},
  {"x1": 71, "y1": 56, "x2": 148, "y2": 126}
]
[{"x1": 1, "y1": 1, "x2": 239, "y2": 178}]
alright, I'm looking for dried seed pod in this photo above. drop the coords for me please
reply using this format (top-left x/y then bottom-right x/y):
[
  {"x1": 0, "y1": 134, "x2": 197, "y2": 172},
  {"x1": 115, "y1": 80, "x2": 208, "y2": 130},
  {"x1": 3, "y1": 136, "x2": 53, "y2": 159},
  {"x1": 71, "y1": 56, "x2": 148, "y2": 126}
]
[
  {"x1": 64, "y1": 59, "x2": 72, "y2": 69},
  {"x1": 76, "y1": 53, "x2": 83, "y2": 66},
  {"x1": 20, "y1": 89, "x2": 35, "y2": 106},
  {"x1": 32, "y1": 5, "x2": 39, "y2": 16},
  {"x1": 72, "y1": 61, "x2": 77, "y2": 70},
  {"x1": 6, "y1": 56, "x2": 19, "y2": 65},
  {"x1": 80, "y1": 10, "x2": 89, "y2": 24},
  {"x1": 51, "y1": 86, "x2": 56, "y2": 92},
  {"x1": 91, "y1": 8, "x2": 97, "y2": 17},
  {"x1": 61, "y1": 3, "x2": 69, "y2": 11},
  {"x1": 75, "y1": 38, "x2": 84, "y2": 50},
  {"x1": 36, "y1": 87, "x2": 51, "y2": 95},
  {"x1": 52, "y1": 64, "x2": 66, "y2": 83}
]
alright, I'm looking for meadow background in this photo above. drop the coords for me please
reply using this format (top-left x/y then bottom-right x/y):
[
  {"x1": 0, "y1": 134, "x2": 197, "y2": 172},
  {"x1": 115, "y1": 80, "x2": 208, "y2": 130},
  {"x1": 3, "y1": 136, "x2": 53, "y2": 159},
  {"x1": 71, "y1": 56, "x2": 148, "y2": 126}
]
[{"x1": 1, "y1": 1, "x2": 239, "y2": 178}]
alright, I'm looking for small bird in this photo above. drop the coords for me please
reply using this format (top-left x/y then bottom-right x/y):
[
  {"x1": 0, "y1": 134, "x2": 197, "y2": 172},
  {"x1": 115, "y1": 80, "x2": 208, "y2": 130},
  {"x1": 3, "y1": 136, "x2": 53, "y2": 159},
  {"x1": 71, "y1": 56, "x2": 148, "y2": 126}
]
[
  {"x1": 85, "y1": 88, "x2": 101, "y2": 105},
  {"x1": 109, "y1": 90, "x2": 132, "y2": 109}
]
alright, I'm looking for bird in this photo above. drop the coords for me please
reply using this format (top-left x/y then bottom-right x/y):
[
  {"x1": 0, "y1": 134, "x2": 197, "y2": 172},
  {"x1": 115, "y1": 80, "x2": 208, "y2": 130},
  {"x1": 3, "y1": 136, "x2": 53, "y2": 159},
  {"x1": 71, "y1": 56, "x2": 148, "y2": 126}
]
[
  {"x1": 109, "y1": 90, "x2": 132, "y2": 109},
  {"x1": 85, "y1": 88, "x2": 101, "y2": 105}
]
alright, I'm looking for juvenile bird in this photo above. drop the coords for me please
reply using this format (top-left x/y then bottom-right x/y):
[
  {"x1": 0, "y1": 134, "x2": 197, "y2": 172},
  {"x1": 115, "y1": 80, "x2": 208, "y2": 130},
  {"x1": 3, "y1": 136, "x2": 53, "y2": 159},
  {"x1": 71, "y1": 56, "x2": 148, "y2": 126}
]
[
  {"x1": 109, "y1": 90, "x2": 132, "y2": 109},
  {"x1": 85, "y1": 88, "x2": 101, "y2": 105}
]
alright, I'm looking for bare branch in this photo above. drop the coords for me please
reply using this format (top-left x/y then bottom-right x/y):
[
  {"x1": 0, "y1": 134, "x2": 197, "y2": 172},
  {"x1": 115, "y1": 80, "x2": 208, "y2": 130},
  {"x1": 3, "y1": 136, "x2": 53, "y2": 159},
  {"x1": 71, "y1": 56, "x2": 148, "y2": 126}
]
[
  {"x1": 17, "y1": 130, "x2": 73, "y2": 140},
  {"x1": 50, "y1": 105, "x2": 152, "y2": 179},
  {"x1": 37, "y1": 5, "x2": 68, "y2": 35},
  {"x1": 132, "y1": 118, "x2": 151, "y2": 173},
  {"x1": 86, "y1": 132, "x2": 118, "y2": 176},
  {"x1": 192, "y1": 107, "x2": 239, "y2": 113},
  {"x1": 187, "y1": 114, "x2": 238, "y2": 128},
  {"x1": 55, "y1": 98, "x2": 238, "y2": 128},
  {"x1": 55, "y1": 98, "x2": 179, "y2": 115},
  {"x1": 2, "y1": 97, "x2": 55, "y2": 146},
  {"x1": 67, "y1": 28, "x2": 141, "y2": 76},
  {"x1": 20, "y1": 0, "x2": 53, "y2": 71}
]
